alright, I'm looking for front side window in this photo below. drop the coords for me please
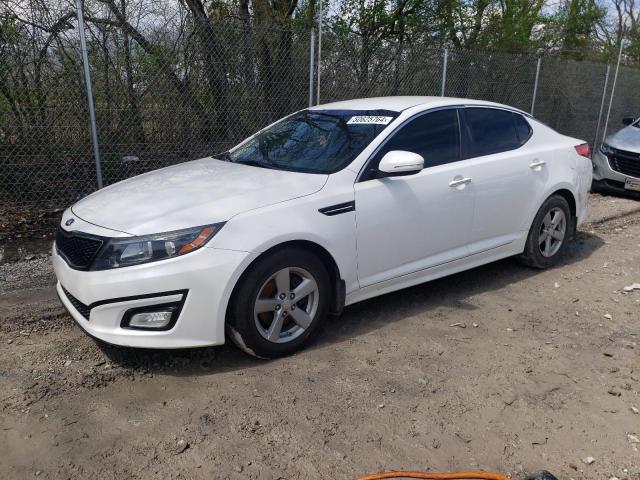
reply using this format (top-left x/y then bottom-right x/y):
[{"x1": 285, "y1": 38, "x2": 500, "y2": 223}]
[
  {"x1": 370, "y1": 108, "x2": 461, "y2": 172},
  {"x1": 227, "y1": 109, "x2": 398, "y2": 174},
  {"x1": 463, "y1": 108, "x2": 528, "y2": 157}
]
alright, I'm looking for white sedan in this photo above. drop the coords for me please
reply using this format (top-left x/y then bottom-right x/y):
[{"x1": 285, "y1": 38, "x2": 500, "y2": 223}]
[{"x1": 53, "y1": 96, "x2": 592, "y2": 358}]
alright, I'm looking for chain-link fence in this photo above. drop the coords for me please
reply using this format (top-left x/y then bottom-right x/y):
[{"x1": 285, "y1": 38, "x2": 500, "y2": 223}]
[{"x1": 2, "y1": 10, "x2": 640, "y2": 215}]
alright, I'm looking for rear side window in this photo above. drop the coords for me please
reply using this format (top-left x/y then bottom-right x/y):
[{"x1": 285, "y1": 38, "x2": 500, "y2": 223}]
[
  {"x1": 373, "y1": 109, "x2": 460, "y2": 169},
  {"x1": 463, "y1": 108, "x2": 529, "y2": 157}
]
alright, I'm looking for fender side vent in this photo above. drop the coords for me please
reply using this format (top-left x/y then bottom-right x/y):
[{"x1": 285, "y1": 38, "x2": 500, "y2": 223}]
[{"x1": 319, "y1": 201, "x2": 355, "y2": 216}]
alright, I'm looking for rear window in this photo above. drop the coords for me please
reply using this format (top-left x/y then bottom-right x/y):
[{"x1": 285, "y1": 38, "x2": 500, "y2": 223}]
[{"x1": 464, "y1": 108, "x2": 529, "y2": 157}]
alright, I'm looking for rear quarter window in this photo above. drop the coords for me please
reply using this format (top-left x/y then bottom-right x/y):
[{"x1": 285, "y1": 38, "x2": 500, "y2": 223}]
[{"x1": 513, "y1": 113, "x2": 533, "y2": 144}]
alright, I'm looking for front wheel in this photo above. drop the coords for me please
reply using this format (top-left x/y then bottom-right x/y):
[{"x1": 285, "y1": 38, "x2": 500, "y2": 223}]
[
  {"x1": 227, "y1": 248, "x2": 330, "y2": 358},
  {"x1": 518, "y1": 195, "x2": 572, "y2": 269}
]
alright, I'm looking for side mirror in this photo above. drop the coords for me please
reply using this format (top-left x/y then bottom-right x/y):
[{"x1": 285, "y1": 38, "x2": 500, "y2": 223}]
[
  {"x1": 378, "y1": 150, "x2": 424, "y2": 176},
  {"x1": 622, "y1": 116, "x2": 636, "y2": 126}
]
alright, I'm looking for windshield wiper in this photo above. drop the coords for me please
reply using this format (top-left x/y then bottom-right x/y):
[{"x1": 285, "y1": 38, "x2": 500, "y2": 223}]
[
  {"x1": 212, "y1": 151, "x2": 232, "y2": 161},
  {"x1": 239, "y1": 160, "x2": 278, "y2": 170}
]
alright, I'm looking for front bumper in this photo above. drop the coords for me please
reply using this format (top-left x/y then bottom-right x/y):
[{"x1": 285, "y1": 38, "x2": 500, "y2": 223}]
[
  {"x1": 592, "y1": 150, "x2": 639, "y2": 182},
  {"x1": 591, "y1": 150, "x2": 640, "y2": 198},
  {"x1": 53, "y1": 244, "x2": 256, "y2": 348}
]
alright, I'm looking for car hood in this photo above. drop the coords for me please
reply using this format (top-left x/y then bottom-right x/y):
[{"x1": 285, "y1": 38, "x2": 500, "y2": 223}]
[
  {"x1": 605, "y1": 125, "x2": 640, "y2": 152},
  {"x1": 71, "y1": 158, "x2": 328, "y2": 236}
]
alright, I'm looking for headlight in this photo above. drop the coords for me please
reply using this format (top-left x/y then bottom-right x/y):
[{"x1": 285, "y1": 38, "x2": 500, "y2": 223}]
[
  {"x1": 600, "y1": 143, "x2": 614, "y2": 156},
  {"x1": 91, "y1": 223, "x2": 224, "y2": 270}
]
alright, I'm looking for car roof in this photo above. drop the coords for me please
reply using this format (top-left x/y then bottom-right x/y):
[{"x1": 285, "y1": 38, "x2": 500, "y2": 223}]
[{"x1": 309, "y1": 96, "x2": 527, "y2": 114}]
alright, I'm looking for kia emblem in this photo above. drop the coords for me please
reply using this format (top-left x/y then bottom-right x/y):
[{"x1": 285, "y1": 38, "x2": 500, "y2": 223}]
[{"x1": 65, "y1": 218, "x2": 75, "y2": 226}]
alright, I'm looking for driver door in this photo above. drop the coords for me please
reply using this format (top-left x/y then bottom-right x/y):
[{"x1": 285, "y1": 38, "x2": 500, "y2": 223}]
[{"x1": 354, "y1": 108, "x2": 475, "y2": 287}]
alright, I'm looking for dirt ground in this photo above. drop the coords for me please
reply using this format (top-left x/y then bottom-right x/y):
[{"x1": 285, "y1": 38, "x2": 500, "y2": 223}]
[{"x1": 1, "y1": 193, "x2": 639, "y2": 480}]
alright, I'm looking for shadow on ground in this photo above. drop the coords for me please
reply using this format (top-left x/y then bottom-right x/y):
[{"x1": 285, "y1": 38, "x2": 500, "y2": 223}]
[{"x1": 97, "y1": 230, "x2": 604, "y2": 375}]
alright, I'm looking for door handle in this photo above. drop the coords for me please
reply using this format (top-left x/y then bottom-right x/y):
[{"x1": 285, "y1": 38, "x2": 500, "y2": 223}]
[
  {"x1": 529, "y1": 160, "x2": 546, "y2": 169},
  {"x1": 449, "y1": 177, "x2": 472, "y2": 188}
]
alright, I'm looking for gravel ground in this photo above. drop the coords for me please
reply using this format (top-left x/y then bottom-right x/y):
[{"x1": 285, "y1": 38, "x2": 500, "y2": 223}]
[{"x1": 1, "y1": 193, "x2": 639, "y2": 480}]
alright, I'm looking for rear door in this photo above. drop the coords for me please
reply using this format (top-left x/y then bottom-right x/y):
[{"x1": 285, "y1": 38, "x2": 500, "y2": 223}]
[{"x1": 458, "y1": 107, "x2": 541, "y2": 254}]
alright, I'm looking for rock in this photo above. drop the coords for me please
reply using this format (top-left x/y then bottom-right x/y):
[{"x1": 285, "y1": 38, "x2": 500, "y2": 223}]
[
  {"x1": 582, "y1": 456, "x2": 595, "y2": 465},
  {"x1": 603, "y1": 351, "x2": 614, "y2": 357},
  {"x1": 631, "y1": 406, "x2": 639, "y2": 414},
  {"x1": 623, "y1": 283, "x2": 640, "y2": 292},
  {"x1": 554, "y1": 282, "x2": 560, "y2": 288},
  {"x1": 449, "y1": 322, "x2": 466, "y2": 328},
  {"x1": 64, "y1": 360, "x2": 72, "y2": 367},
  {"x1": 531, "y1": 436, "x2": 548, "y2": 446},
  {"x1": 417, "y1": 378, "x2": 429, "y2": 386},
  {"x1": 7, "y1": 339, "x2": 12, "y2": 344},
  {"x1": 607, "y1": 387, "x2": 622, "y2": 397},
  {"x1": 377, "y1": 403, "x2": 385, "y2": 409},
  {"x1": 501, "y1": 391, "x2": 518, "y2": 406},
  {"x1": 628, "y1": 434, "x2": 640, "y2": 444},
  {"x1": 173, "y1": 438, "x2": 189, "y2": 454},
  {"x1": 604, "y1": 313, "x2": 612, "y2": 320},
  {"x1": 472, "y1": 322, "x2": 479, "y2": 328},
  {"x1": 376, "y1": 347, "x2": 383, "y2": 354},
  {"x1": 525, "y1": 471, "x2": 558, "y2": 480}
]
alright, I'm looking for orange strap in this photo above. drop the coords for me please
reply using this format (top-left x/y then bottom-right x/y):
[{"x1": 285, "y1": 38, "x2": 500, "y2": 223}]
[{"x1": 357, "y1": 471, "x2": 511, "y2": 480}]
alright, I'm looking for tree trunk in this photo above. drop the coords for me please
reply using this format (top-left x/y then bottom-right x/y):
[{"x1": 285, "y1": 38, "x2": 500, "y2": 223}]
[{"x1": 183, "y1": 0, "x2": 230, "y2": 141}]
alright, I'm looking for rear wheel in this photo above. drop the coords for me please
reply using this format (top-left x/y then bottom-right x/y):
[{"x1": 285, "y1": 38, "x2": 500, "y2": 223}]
[
  {"x1": 518, "y1": 195, "x2": 571, "y2": 269},
  {"x1": 227, "y1": 248, "x2": 330, "y2": 358}
]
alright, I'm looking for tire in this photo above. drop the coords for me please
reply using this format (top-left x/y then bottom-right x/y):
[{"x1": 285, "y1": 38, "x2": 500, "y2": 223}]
[
  {"x1": 518, "y1": 195, "x2": 572, "y2": 269},
  {"x1": 227, "y1": 247, "x2": 331, "y2": 359},
  {"x1": 590, "y1": 179, "x2": 605, "y2": 194}
]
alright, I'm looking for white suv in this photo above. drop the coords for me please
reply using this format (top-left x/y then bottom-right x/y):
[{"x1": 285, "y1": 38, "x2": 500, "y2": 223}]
[
  {"x1": 592, "y1": 116, "x2": 640, "y2": 195},
  {"x1": 53, "y1": 96, "x2": 593, "y2": 358}
]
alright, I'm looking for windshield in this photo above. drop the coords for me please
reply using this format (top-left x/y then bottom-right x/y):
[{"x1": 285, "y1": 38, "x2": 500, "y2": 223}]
[{"x1": 226, "y1": 109, "x2": 399, "y2": 174}]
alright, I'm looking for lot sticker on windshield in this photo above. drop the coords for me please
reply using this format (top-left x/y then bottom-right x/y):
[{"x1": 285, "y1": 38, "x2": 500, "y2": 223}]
[{"x1": 346, "y1": 116, "x2": 394, "y2": 125}]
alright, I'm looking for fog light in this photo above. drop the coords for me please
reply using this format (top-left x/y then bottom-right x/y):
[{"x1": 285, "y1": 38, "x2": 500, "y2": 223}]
[
  {"x1": 120, "y1": 297, "x2": 186, "y2": 331},
  {"x1": 128, "y1": 310, "x2": 173, "y2": 329}
]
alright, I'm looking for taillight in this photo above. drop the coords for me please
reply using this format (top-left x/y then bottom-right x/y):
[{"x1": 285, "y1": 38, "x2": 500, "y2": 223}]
[{"x1": 574, "y1": 143, "x2": 591, "y2": 159}]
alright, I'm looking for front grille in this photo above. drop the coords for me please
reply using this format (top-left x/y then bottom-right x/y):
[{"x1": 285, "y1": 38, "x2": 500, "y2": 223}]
[
  {"x1": 55, "y1": 228, "x2": 104, "y2": 269},
  {"x1": 61, "y1": 286, "x2": 91, "y2": 320},
  {"x1": 607, "y1": 148, "x2": 640, "y2": 178}
]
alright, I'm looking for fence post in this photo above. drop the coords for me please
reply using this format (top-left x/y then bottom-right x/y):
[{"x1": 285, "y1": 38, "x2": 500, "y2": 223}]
[
  {"x1": 75, "y1": 0, "x2": 103, "y2": 189},
  {"x1": 308, "y1": 28, "x2": 315, "y2": 107},
  {"x1": 602, "y1": 40, "x2": 624, "y2": 143},
  {"x1": 440, "y1": 48, "x2": 448, "y2": 96},
  {"x1": 593, "y1": 64, "x2": 610, "y2": 148},
  {"x1": 316, "y1": 0, "x2": 323, "y2": 105},
  {"x1": 530, "y1": 57, "x2": 541, "y2": 115}
]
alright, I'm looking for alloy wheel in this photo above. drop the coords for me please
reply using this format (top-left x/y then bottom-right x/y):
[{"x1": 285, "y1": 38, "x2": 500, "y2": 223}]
[
  {"x1": 538, "y1": 207, "x2": 566, "y2": 257},
  {"x1": 253, "y1": 267, "x2": 320, "y2": 343}
]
